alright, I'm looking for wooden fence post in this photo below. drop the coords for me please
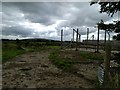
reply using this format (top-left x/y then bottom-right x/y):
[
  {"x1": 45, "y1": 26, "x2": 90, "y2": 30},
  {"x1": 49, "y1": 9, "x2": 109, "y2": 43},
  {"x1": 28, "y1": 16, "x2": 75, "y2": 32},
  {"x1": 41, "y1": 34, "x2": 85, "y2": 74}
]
[
  {"x1": 76, "y1": 28, "x2": 79, "y2": 51},
  {"x1": 103, "y1": 40, "x2": 111, "y2": 86},
  {"x1": 104, "y1": 30, "x2": 107, "y2": 51},
  {"x1": 73, "y1": 29, "x2": 74, "y2": 42},
  {"x1": 61, "y1": 29, "x2": 63, "y2": 49},
  {"x1": 79, "y1": 34, "x2": 81, "y2": 42},
  {"x1": 87, "y1": 28, "x2": 89, "y2": 41},
  {"x1": 86, "y1": 28, "x2": 89, "y2": 50},
  {"x1": 97, "y1": 26, "x2": 100, "y2": 53}
]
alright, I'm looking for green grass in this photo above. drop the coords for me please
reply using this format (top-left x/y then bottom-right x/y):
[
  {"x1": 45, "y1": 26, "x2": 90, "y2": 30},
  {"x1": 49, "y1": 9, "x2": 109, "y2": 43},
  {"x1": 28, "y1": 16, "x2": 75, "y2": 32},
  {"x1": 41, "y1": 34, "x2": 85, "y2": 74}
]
[
  {"x1": 49, "y1": 50, "x2": 103, "y2": 88},
  {"x1": 49, "y1": 50, "x2": 104, "y2": 70},
  {"x1": 2, "y1": 45, "x2": 47, "y2": 63},
  {"x1": 49, "y1": 49, "x2": 73, "y2": 70},
  {"x1": 24, "y1": 45, "x2": 60, "y2": 52},
  {"x1": 80, "y1": 51, "x2": 104, "y2": 61},
  {"x1": 2, "y1": 48, "x2": 25, "y2": 63},
  {"x1": 48, "y1": 46, "x2": 60, "y2": 49},
  {"x1": 2, "y1": 41, "x2": 61, "y2": 63}
]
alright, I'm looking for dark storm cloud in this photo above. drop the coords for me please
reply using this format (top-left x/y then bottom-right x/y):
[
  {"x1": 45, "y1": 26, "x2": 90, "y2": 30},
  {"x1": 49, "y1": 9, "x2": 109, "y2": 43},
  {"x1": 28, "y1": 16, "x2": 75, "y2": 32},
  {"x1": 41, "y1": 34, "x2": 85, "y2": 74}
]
[
  {"x1": 17, "y1": 2, "x2": 59, "y2": 25},
  {"x1": 2, "y1": 25, "x2": 34, "y2": 37},
  {"x1": 4, "y1": 2, "x2": 108, "y2": 27},
  {"x1": 2, "y1": 2, "x2": 70, "y2": 25}
]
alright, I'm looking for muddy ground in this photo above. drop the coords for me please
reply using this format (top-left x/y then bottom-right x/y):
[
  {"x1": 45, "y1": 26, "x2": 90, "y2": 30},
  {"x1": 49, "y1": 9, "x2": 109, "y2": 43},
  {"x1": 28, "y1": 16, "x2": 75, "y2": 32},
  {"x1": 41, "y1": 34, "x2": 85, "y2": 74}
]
[{"x1": 2, "y1": 50, "x2": 100, "y2": 88}]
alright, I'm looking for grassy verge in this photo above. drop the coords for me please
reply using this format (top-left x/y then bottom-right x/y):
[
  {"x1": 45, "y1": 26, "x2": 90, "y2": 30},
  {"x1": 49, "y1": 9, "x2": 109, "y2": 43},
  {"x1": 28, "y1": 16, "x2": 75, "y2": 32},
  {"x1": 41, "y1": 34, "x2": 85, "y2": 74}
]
[
  {"x1": 2, "y1": 42, "x2": 61, "y2": 63},
  {"x1": 49, "y1": 49, "x2": 104, "y2": 87},
  {"x1": 49, "y1": 49, "x2": 73, "y2": 70},
  {"x1": 2, "y1": 48, "x2": 25, "y2": 63},
  {"x1": 49, "y1": 50, "x2": 103, "y2": 70},
  {"x1": 80, "y1": 51, "x2": 104, "y2": 61},
  {"x1": 24, "y1": 46, "x2": 60, "y2": 52}
]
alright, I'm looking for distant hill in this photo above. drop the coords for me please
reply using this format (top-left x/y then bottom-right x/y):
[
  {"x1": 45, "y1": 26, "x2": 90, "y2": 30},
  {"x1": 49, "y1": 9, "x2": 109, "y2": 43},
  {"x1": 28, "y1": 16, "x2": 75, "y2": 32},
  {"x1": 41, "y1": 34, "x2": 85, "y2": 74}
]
[
  {"x1": 2, "y1": 38, "x2": 60, "y2": 42},
  {"x1": 2, "y1": 38, "x2": 82, "y2": 44}
]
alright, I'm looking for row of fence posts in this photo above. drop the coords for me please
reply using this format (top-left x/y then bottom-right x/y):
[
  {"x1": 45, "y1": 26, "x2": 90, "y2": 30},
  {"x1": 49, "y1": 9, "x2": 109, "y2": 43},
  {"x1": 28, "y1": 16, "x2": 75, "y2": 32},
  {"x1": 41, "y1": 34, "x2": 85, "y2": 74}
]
[
  {"x1": 60, "y1": 28, "x2": 119, "y2": 87},
  {"x1": 61, "y1": 28, "x2": 81, "y2": 50}
]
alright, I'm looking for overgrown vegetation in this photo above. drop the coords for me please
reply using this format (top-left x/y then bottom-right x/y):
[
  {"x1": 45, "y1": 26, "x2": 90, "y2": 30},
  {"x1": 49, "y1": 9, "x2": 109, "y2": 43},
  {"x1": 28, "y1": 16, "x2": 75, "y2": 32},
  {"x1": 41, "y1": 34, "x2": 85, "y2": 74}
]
[
  {"x1": 2, "y1": 42, "x2": 25, "y2": 63},
  {"x1": 49, "y1": 49, "x2": 104, "y2": 88},
  {"x1": 49, "y1": 49, "x2": 104, "y2": 71},
  {"x1": 101, "y1": 71, "x2": 120, "y2": 88},
  {"x1": 49, "y1": 49, "x2": 73, "y2": 70},
  {"x1": 2, "y1": 48, "x2": 25, "y2": 63},
  {"x1": 80, "y1": 51, "x2": 104, "y2": 61},
  {"x1": 3, "y1": 40, "x2": 105, "y2": 88},
  {"x1": 2, "y1": 41, "x2": 60, "y2": 63}
]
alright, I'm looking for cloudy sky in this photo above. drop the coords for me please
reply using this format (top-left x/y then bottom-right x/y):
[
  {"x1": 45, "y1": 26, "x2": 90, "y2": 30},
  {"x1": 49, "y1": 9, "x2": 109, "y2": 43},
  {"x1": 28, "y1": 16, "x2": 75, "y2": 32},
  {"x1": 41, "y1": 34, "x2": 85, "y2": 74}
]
[{"x1": 1, "y1": 1, "x2": 119, "y2": 41}]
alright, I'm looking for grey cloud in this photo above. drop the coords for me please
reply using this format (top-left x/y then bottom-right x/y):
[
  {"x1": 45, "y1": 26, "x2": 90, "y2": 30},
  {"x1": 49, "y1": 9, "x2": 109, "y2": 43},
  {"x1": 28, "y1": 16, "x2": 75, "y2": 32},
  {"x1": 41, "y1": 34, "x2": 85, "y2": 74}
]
[
  {"x1": 2, "y1": 2, "x2": 69, "y2": 25},
  {"x1": 65, "y1": 3, "x2": 112, "y2": 27},
  {"x1": 2, "y1": 2, "x2": 116, "y2": 40},
  {"x1": 2, "y1": 25, "x2": 34, "y2": 37},
  {"x1": 60, "y1": 2, "x2": 116, "y2": 28},
  {"x1": 2, "y1": 2, "x2": 114, "y2": 27},
  {"x1": 2, "y1": 3, "x2": 26, "y2": 27}
]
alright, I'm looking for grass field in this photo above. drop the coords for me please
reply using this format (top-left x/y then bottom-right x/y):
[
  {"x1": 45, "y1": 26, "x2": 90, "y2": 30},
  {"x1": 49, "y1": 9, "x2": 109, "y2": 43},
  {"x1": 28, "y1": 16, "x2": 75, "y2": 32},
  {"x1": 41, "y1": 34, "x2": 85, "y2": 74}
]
[
  {"x1": 49, "y1": 49, "x2": 73, "y2": 70},
  {"x1": 79, "y1": 51, "x2": 104, "y2": 61},
  {"x1": 2, "y1": 40, "x2": 119, "y2": 88},
  {"x1": 2, "y1": 41, "x2": 60, "y2": 63},
  {"x1": 49, "y1": 49, "x2": 104, "y2": 71},
  {"x1": 2, "y1": 41, "x2": 25, "y2": 63},
  {"x1": 2, "y1": 40, "x2": 104, "y2": 63},
  {"x1": 2, "y1": 48, "x2": 25, "y2": 63}
]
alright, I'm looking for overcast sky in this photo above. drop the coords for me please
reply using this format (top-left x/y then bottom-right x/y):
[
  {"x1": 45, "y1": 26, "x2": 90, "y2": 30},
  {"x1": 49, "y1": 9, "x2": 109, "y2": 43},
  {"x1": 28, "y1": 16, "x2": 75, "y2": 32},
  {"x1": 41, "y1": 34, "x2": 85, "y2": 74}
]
[{"x1": 1, "y1": 1, "x2": 119, "y2": 41}]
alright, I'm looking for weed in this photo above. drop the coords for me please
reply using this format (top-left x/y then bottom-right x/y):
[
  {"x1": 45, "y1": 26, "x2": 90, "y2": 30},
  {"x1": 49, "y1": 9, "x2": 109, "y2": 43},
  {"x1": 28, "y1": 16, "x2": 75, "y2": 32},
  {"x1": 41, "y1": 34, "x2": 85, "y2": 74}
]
[
  {"x1": 49, "y1": 49, "x2": 72, "y2": 70},
  {"x1": 2, "y1": 48, "x2": 25, "y2": 63},
  {"x1": 80, "y1": 51, "x2": 103, "y2": 61}
]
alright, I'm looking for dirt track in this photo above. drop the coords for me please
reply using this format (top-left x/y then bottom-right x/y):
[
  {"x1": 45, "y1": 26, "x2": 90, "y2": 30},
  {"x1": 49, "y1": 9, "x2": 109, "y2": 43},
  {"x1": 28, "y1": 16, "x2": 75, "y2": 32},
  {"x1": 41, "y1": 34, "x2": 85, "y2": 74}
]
[{"x1": 2, "y1": 51, "x2": 98, "y2": 88}]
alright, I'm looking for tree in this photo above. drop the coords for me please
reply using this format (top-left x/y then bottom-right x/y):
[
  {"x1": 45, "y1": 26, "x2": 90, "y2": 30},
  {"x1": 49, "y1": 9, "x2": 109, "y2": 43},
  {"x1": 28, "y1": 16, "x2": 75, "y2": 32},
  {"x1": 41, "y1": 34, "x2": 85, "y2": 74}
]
[
  {"x1": 90, "y1": 1, "x2": 120, "y2": 17},
  {"x1": 97, "y1": 19, "x2": 114, "y2": 52},
  {"x1": 113, "y1": 35, "x2": 117, "y2": 40},
  {"x1": 90, "y1": 1, "x2": 120, "y2": 87},
  {"x1": 113, "y1": 21, "x2": 120, "y2": 40},
  {"x1": 90, "y1": 1, "x2": 120, "y2": 40}
]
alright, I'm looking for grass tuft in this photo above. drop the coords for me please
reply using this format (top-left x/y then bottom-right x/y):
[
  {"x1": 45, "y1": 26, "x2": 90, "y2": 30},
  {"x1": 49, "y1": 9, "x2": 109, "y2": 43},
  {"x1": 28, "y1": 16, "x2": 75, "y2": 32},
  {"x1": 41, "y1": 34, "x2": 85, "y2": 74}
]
[
  {"x1": 80, "y1": 51, "x2": 104, "y2": 61},
  {"x1": 49, "y1": 49, "x2": 73, "y2": 70}
]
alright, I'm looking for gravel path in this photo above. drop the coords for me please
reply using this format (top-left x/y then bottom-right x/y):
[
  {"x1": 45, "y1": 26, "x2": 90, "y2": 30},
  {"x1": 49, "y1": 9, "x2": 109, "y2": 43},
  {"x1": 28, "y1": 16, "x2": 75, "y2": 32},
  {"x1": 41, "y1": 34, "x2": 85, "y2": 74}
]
[{"x1": 2, "y1": 51, "x2": 96, "y2": 88}]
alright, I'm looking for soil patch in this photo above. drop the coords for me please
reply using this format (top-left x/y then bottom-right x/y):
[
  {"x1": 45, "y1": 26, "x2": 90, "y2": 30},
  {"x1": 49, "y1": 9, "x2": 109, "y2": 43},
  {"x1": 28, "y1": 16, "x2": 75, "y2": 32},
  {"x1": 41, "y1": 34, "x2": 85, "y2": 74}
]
[{"x1": 3, "y1": 50, "x2": 99, "y2": 88}]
